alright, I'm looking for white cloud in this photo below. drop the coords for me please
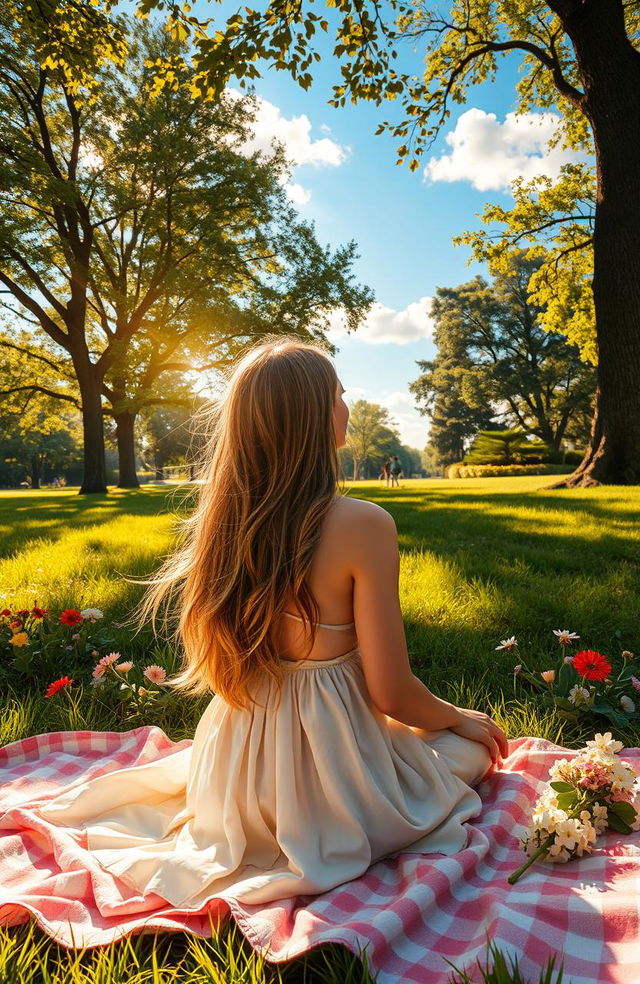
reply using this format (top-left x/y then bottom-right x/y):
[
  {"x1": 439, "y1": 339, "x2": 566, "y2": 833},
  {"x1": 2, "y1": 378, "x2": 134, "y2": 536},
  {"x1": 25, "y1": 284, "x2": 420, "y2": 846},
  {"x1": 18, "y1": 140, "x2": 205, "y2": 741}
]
[
  {"x1": 327, "y1": 297, "x2": 435, "y2": 346},
  {"x1": 379, "y1": 391, "x2": 429, "y2": 449},
  {"x1": 229, "y1": 89, "x2": 348, "y2": 168},
  {"x1": 285, "y1": 182, "x2": 312, "y2": 206},
  {"x1": 424, "y1": 109, "x2": 580, "y2": 192},
  {"x1": 343, "y1": 388, "x2": 428, "y2": 449}
]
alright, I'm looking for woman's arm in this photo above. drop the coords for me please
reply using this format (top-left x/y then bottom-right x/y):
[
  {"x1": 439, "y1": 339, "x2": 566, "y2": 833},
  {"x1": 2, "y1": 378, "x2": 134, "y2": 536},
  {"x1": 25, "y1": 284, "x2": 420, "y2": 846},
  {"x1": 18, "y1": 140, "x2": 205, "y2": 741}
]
[{"x1": 347, "y1": 501, "x2": 508, "y2": 761}]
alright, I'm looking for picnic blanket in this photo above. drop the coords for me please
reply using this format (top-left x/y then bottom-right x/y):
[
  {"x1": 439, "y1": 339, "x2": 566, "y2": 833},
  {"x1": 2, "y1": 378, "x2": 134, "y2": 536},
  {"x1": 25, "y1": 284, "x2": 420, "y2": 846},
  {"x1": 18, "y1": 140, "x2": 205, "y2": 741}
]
[{"x1": 1, "y1": 727, "x2": 639, "y2": 984}]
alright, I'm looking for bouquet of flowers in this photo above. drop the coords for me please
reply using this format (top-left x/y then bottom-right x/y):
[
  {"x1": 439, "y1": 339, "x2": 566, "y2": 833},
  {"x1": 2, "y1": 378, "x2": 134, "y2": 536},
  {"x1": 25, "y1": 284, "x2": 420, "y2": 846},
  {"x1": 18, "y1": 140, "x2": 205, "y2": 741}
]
[
  {"x1": 504, "y1": 629, "x2": 640, "y2": 730},
  {"x1": 509, "y1": 732, "x2": 640, "y2": 884}
]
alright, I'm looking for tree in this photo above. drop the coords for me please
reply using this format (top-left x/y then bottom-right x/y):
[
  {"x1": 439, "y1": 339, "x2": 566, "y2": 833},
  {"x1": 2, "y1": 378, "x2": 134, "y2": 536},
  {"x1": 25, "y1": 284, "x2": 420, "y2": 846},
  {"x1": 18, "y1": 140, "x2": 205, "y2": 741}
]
[
  {"x1": 457, "y1": 165, "x2": 597, "y2": 366},
  {"x1": 345, "y1": 400, "x2": 399, "y2": 480},
  {"x1": 411, "y1": 256, "x2": 594, "y2": 470},
  {"x1": 411, "y1": 365, "x2": 495, "y2": 472},
  {"x1": 0, "y1": 9, "x2": 372, "y2": 493}
]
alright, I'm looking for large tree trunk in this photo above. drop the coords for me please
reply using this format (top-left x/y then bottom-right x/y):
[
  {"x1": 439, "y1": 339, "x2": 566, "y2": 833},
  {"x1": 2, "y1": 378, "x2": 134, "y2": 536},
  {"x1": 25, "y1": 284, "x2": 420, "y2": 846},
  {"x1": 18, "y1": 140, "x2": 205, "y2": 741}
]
[
  {"x1": 74, "y1": 356, "x2": 108, "y2": 494},
  {"x1": 30, "y1": 454, "x2": 41, "y2": 490},
  {"x1": 115, "y1": 412, "x2": 140, "y2": 489},
  {"x1": 551, "y1": 5, "x2": 640, "y2": 487}
]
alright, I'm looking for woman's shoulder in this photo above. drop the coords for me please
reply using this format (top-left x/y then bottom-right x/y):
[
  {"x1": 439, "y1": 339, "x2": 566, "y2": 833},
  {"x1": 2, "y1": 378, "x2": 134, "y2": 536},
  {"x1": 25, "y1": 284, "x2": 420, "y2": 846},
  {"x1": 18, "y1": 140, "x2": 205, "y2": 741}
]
[{"x1": 327, "y1": 494, "x2": 397, "y2": 537}]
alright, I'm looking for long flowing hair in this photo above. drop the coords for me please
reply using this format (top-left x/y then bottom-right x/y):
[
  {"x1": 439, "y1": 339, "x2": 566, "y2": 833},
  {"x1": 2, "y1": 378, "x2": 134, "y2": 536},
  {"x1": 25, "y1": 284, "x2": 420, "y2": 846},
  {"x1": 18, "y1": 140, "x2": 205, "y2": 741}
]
[{"x1": 133, "y1": 336, "x2": 342, "y2": 711}]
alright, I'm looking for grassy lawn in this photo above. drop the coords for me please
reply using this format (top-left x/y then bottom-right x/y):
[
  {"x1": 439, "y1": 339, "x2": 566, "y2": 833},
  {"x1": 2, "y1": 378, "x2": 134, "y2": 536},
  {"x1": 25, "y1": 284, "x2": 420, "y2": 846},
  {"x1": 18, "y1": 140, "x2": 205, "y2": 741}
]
[{"x1": 1, "y1": 476, "x2": 639, "y2": 982}]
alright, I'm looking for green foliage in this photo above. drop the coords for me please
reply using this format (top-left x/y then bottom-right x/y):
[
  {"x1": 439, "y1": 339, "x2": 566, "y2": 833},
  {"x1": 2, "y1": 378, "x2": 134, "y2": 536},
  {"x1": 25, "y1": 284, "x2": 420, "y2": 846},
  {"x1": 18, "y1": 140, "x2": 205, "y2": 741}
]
[
  {"x1": 445, "y1": 463, "x2": 572, "y2": 479},
  {"x1": 465, "y1": 428, "x2": 550, "y2": 466},
  {"x1": 10, "y1": 0, "x2": 127, "y2": 99},
  {"x1": 411, "y1": 254, "x2": 595, "y2": 473},
  {"x1": 456, "y1": 167, "x2": 597, "y2": 365}
]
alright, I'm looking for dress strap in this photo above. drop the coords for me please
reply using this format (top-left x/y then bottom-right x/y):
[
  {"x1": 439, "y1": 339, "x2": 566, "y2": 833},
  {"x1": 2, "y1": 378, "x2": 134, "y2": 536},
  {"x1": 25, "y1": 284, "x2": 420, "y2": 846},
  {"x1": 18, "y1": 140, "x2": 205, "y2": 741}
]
[{"x1": 282, "y1": 611, "x2": 355, "y2": 631}]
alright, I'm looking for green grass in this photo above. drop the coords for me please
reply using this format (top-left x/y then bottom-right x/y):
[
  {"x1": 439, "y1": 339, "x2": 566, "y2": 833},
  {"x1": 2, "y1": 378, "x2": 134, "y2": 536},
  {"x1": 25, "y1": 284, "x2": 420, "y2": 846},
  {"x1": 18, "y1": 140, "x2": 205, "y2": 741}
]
[{"x1": 1, "y1": 476, "x2": 640, "y2": 983}]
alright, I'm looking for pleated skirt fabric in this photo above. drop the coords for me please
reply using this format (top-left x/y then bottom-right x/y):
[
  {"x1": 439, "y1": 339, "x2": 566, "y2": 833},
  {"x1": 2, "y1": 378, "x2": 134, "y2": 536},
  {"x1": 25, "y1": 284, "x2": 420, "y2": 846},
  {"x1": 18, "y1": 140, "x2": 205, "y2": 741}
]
[{"x1": 35, "y1": 646, "x2": 492, "y2": 908}]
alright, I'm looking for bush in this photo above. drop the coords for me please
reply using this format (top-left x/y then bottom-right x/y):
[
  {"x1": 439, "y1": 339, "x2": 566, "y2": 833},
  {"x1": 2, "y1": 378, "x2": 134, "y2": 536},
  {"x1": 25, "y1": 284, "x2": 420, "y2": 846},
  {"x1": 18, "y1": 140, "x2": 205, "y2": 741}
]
[
  {"x1": 564, "y1": 449, "x2": 585, "y2": 465},
  {"x1": 444, "y1": 463, "x2": 575, "y2": 479}
]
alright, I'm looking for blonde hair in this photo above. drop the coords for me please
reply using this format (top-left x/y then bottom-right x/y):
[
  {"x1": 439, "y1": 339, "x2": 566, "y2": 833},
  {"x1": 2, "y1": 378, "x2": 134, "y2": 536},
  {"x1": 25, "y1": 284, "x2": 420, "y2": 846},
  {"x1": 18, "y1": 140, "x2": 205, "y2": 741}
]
[{"x1": 134, "y1": 335, "x2": 342, "y2": 711}]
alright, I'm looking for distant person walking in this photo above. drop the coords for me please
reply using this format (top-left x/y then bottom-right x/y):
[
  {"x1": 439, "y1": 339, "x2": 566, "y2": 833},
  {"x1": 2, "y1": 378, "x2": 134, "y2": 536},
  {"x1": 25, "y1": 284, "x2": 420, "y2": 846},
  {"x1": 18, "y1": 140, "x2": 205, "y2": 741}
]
[
  {"x1": 380, "y1": 459, "x2": 391, "y2": 486},
  {"x1": 389, "y1": 455, "x2": 402, "y2": 487}
]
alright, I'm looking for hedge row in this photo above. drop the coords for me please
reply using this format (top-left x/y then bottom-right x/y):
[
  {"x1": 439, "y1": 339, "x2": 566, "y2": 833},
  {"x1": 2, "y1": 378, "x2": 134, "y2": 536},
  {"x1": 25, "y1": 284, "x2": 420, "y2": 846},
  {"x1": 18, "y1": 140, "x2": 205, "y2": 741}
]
[{"x1": 444, "y1": 463, "x2": 576, "y2": 479}]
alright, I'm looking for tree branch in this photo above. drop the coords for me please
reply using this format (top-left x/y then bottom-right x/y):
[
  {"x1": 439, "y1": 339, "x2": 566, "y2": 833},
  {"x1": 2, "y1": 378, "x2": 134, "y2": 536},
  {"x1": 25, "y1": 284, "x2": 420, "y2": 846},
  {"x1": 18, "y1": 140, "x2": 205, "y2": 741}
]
[
  {"x1": 0, "y1": 271, "x2": 69, "y2": 348},
  {"x1": 0, "y1": 338, "x2": 74, "y2": 380},
  {"x1": 0, "y1": 384, "x2": 80, "y2": 407}
]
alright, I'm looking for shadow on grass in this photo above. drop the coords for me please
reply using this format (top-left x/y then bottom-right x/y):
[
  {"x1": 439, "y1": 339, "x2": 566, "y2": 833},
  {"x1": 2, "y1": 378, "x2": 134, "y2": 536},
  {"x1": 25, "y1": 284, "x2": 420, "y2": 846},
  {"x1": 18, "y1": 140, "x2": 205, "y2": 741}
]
[
  {"x1": 370, "y1": 487, "x2": 640, "y2": 572},
  {"x1": 0, "y1": 487, "x2": 195, "y2": 559}
]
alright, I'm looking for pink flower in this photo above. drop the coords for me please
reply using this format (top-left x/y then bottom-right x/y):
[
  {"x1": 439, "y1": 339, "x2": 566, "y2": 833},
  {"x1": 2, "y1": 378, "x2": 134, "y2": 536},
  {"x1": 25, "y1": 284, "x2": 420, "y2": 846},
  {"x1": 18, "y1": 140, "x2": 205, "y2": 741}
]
[
  {"x1": 91, "y1": 652, "x2": 120, "y2": 678},
  {"x1": 143, "y1": 664, "x2": 167, "y2": 684},
  {"x1": 564, "y1": 655, "x2": 575, "y2": 665},
  {"x1": 631, "y1": 676, "x2": 640, "y2": 691},
  {"x1": 115, "y1": 660, "x2": 133, "y2": 673},
  {"x1": 578, "y1": 761, "x2": 610, "y2": 791}
]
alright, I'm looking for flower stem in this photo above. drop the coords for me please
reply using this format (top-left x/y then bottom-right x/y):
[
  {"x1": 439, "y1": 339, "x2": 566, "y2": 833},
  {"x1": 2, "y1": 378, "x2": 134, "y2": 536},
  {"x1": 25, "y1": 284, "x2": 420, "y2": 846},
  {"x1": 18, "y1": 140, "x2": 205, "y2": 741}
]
[{"x1": 508, "y1": 833, "x2": 555, "y2": 885}]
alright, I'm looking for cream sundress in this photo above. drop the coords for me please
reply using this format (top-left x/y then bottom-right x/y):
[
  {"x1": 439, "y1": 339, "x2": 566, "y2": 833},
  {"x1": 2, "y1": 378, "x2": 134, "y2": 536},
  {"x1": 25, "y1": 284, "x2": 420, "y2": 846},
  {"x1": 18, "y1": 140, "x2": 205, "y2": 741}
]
[{"x1": 36, "y1": 615, "x2": 492, "y2": 909}]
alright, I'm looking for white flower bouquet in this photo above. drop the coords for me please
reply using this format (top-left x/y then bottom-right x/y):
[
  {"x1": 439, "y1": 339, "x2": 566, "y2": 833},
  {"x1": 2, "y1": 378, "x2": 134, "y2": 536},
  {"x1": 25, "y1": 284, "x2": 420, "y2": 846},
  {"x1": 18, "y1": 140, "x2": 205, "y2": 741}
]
[{"x1": 509, "y1": 732, "x2": 640, "y2": 884}]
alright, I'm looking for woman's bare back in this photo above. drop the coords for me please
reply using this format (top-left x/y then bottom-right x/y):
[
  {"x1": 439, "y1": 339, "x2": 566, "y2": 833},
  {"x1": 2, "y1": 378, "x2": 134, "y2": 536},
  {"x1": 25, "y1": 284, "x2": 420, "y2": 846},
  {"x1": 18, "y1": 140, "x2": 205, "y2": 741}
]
[{"x1": 274, "y1": 494, "x2": 378, "y2": 662}]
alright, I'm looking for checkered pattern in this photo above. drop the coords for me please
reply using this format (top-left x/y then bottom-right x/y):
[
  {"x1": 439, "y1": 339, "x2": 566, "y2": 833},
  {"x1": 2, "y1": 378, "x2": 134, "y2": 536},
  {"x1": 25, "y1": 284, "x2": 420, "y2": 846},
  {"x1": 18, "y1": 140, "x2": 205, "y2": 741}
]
[{"x1": 1, "y1": 727, "x2": 639, "y2": 983}]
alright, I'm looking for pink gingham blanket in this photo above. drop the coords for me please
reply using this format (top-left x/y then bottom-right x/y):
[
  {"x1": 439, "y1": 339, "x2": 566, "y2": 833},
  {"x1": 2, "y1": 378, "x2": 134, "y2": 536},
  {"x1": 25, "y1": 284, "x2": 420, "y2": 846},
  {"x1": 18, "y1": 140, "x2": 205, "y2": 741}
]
[{"x1": 1, "y1": 727, "x2": 639, "y2": 984}]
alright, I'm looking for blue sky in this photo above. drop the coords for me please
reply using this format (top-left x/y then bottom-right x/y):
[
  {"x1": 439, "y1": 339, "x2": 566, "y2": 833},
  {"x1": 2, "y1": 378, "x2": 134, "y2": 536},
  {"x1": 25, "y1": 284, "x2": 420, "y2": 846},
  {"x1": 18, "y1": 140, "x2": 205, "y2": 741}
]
[{"x1": 186, "y1": 5, "x2": 579, "y2": 447}]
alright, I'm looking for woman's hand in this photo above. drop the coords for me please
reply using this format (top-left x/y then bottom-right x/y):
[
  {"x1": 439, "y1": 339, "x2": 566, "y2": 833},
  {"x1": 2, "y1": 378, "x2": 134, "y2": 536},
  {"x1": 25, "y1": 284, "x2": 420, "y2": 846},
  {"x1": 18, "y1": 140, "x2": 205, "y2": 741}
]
[{"x1": 449, "y1": 707, "x2": 509, "y2": 764}]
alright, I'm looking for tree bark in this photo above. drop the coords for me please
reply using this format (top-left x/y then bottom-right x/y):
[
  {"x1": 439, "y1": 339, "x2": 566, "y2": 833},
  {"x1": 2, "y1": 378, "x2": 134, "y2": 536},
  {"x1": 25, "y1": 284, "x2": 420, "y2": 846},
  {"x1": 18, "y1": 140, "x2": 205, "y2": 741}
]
[
  {"x1": 73, "y1": 355, "x2": 108, "y2": 494},
  {"x1": 30, "y1": 455, "x2": 41, "y2": 489},
  {"x1": 114, "y1": 412, "x2": 140, "y2": 488},
  {"x1": 551, "y1": 4, "x2": 640, "y2": 486}
]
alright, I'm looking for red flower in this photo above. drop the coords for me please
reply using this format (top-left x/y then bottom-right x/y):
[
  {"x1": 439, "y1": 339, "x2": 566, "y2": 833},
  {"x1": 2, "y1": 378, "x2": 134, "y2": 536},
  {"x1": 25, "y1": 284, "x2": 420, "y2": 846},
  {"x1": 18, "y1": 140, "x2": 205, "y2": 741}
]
[
  {"x1": 45, "y1": 676, "x2": 74, "y2": 698},
  {"x1": 16, "y1": 609, "x2": 30, "y2": 617},
  {"x1": 59, "y1": 609, "x2": 83, "y2": 627},
  {"x1": 0, "y1": 609, "x2": 11, "y2": 617},
  {"x1": 31, "y1": 606, "x2": 48, "y2": 620},
  {"x1": 8, "y1": 618, "x2": 22, "y2": 632},
  {"x1": 573, "y1": 649, "x2": 612, "y2": 682}
]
